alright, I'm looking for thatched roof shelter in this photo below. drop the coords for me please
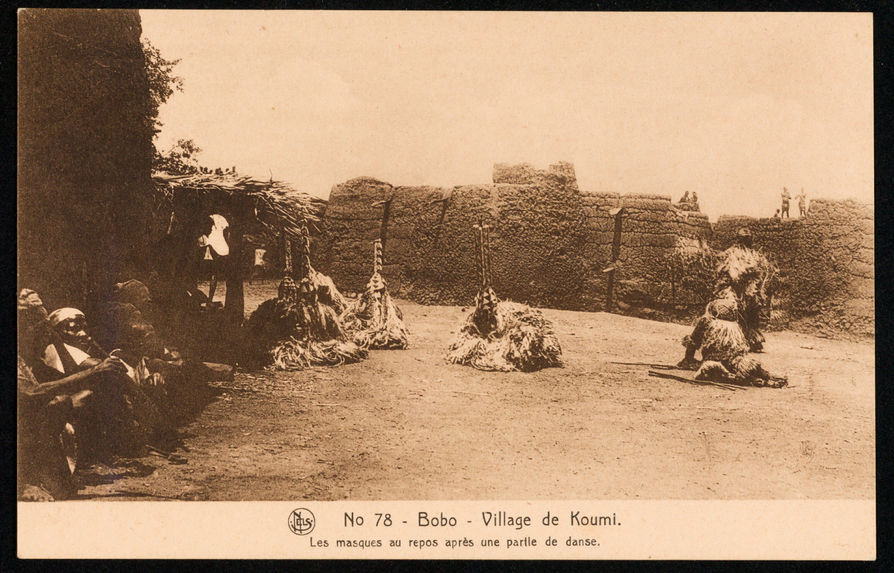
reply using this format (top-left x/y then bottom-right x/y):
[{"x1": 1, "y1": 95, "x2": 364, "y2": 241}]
[
  {"x1": 151, "y1": 171, "x2": 327, "y2": 242},
  {"x1": 149, "y1": 171, "x2": 328, "y2": 324}
]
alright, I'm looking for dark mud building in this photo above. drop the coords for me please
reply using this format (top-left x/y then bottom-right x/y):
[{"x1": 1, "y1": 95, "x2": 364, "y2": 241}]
[{"x1": 18, "y1": 9, "x2": 155, "y2": 313}]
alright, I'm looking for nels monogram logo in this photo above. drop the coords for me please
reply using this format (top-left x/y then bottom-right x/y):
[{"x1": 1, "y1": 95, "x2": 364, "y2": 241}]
[{"x1": 288, "y1": 508, "x2": 316, "y2": 535}]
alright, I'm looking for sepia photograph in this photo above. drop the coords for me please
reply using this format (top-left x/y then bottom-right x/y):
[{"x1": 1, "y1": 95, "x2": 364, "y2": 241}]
[{"x1": 17, "y1": 9, "x2": 874, "y2": 558}]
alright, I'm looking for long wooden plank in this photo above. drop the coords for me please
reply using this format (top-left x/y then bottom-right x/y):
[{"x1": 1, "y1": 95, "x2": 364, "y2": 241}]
[{"x1": 647, "y1": 369, "x2": 744, "y2": 391}]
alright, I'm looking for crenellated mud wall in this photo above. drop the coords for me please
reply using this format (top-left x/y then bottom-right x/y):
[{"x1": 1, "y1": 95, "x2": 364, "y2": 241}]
[
  {"x1": 319, "y1": 163, "x2": 593, "y2": 309},
  {"x1": 318, "y1": 163, "x2": 873, "y2": 337},
  {"x1": 712, "y1": 199, "x2": 873, "y2": 337}
]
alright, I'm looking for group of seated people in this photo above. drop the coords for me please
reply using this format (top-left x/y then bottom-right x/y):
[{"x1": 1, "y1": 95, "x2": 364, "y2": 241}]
[
  {"x1": 17, "y1": 280, "x2": 219, "y2": 501},
  {"x1": 677, "y1": 190, "x2": 701, "y2": 212}
]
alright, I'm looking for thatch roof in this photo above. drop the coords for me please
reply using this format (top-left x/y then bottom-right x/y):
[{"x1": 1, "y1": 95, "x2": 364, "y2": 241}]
[{"x1": 152, "y1": 171, "x2": 328, "y2": 242}]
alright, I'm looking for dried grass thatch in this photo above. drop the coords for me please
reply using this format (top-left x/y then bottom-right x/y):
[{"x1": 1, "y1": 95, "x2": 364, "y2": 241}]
[
  {"x1": 717, "y1": 245, "x2": 777, "y2": 291},
  {"x1": 446, "y1": 222, "x2": 562, "y2": 372},
  {"x1": 671, "y1": 237, "x2": 717, "y2": 304},
  {"x1": 312, "y1": 269, "x2": 348, "y2": 315},
  {"x1": 242, "y1": 230, "x2": 366, "y2": 371},
  {"x1": 271, "y1": 337, "x2": 364, "y2": 369},
  {"x1": 243, "y1": 281, "x2": 366, "y2": 371},
  {"x1": 716, "y1": 245, "x2": 778, "y2": 353},
  {"x1": 341, "y1": 240, "x2": 409, "y2": 350},
  {"x1": 697, "y1": 317, "x2": 748, "y2": 363},
  {"x1": 342, "y1": 280, "x2": 409, "y2": 350},
  {"x1": 152, "y1": 171, "x2": 328, "y2": 243},
  {"x1": 446, "y1": 299, "x2": 563, "y2": 372}
]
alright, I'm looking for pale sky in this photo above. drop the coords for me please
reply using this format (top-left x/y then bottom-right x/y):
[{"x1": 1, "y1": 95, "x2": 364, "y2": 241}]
[{"x1": 140, "y1": 11, "x2": 873, "y2": 220}]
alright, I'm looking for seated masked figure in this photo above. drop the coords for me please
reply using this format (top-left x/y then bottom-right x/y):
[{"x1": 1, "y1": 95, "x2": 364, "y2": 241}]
[{"x1": 677, "y1": 229, "x2": 785, "y2": 387}]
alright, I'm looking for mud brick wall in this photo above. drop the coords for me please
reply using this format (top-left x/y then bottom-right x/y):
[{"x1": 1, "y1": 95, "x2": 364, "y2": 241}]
[
  {"x1": 577, "y1": 192, "x2": 712, "y2": 308},
  {"x1": 617, "y1": 195, "x2": 711, "y2": 306},
  {"x1": 577, "y1": 192, "x2": 620, "y2": 309},
  {"x1": 318, "y1": 163, "x2": 592, "y2": 309},
  {"x1": 18, "y1": 9, "x2": 155, "y2": 311},
  {"x1": 318, "y1": 163, "x2": 871, "y2": 337},
  {"x1": 712, "y1": 199, "x2": 873, "y2": 336},
  {"x1": 316, "y1": 177, "x2": 393, "y2": 291}
]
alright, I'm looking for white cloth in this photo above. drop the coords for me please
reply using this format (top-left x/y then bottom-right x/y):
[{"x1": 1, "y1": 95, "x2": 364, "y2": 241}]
[
  {"x1": 43, "y1": 343, "x2": 138, "y2": 381},
  {"x1": 205, "y1": 214, "x2": 229, "y2": 256},
  {"x1": 47, "y1": 308, "x2": 85, "y2": 327},
  {"x1": 41, "y1": 343, "x2": 92, "y2": 374}
]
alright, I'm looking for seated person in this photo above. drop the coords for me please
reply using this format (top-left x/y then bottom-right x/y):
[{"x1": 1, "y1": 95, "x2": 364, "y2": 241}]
[
  {"x1": 39, "y1": 306, "x2": 171, "y2": 458},
  {"x1": 97, "y1": 279, "x2": 226, "y2": 420},
  {"x1": 17, "y1": 289, "x2": 130, "y2": 499},
  {"x1": 96, "y1": 280, "x2": 180, "y2": 367}
]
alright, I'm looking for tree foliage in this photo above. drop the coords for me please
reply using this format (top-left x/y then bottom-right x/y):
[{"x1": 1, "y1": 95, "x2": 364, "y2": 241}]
[
  {"x1": 142, "y1": 38, "x2": 237, "y2": 177},
  {"x1": 154, "y1": 138, "x2": 202, "y2": 174},
  {"x1": 153, "y1": 138, "x2": 239, "y2": 177},
  {"x1": 142, "y1": 37, "x2": 183, "y2": 137}
]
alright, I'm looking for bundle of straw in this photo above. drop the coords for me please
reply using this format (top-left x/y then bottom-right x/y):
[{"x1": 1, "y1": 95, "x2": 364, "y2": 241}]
[
  {"x1": 447, "y1": 299, "x2": 563, "y2": 372},
  {"x1": 243, "y1": 228, "x2": 366, "y2": 370},
  {"x1": 684, "y1": 313, "x2": 786, "y2": 388},
  {"x1": 310, "y1": 268, "x2": 348, "y2": 314},
  {"x1": 716, "y1": 245, "x2": 777, "y2": 294},
  {"x1": 341, "y1": 239, "x2": 409, "y2": 349},
  {"x1": 445, "y1": 223, "x2": 562, "y2": 372}
]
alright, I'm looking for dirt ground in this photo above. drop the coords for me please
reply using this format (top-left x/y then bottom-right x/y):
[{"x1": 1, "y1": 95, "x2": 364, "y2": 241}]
[{"x1": 78, "y1": 280, "x2": 874, "y2": 501}]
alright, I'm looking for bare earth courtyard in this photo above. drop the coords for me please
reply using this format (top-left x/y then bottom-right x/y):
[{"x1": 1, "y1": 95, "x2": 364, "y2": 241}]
[{"x1": 78, "y1": 281, "x2": 874, "y2": 501}]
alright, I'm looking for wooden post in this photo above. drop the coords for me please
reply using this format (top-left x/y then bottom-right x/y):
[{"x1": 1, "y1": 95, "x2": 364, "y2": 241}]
[
  {"x1": 379, "y1": 196, "x2": 393, "y2": 253},
  {"x1": 605, "y1": 207, "x2": 624, "y2": 312},
  {"x1": 224, "y1": 197, "x2": 248, "y2": 325}
]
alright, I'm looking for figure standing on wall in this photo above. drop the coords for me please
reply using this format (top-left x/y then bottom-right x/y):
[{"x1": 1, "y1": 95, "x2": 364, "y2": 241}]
[
  {"x1": 797, "y1": 188, "x2": 808, "y2": 218},
  {"x1": 780, "y1": 187, "x2": 791, "y2": 219},
  {"x1": 691, "y1": 192, "x2": 699, "y2": 211}
]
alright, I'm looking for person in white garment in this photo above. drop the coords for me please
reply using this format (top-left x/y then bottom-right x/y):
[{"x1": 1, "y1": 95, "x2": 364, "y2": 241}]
[{"x1": 196, "y1": 214, "x2": 230, "y2": 307}]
